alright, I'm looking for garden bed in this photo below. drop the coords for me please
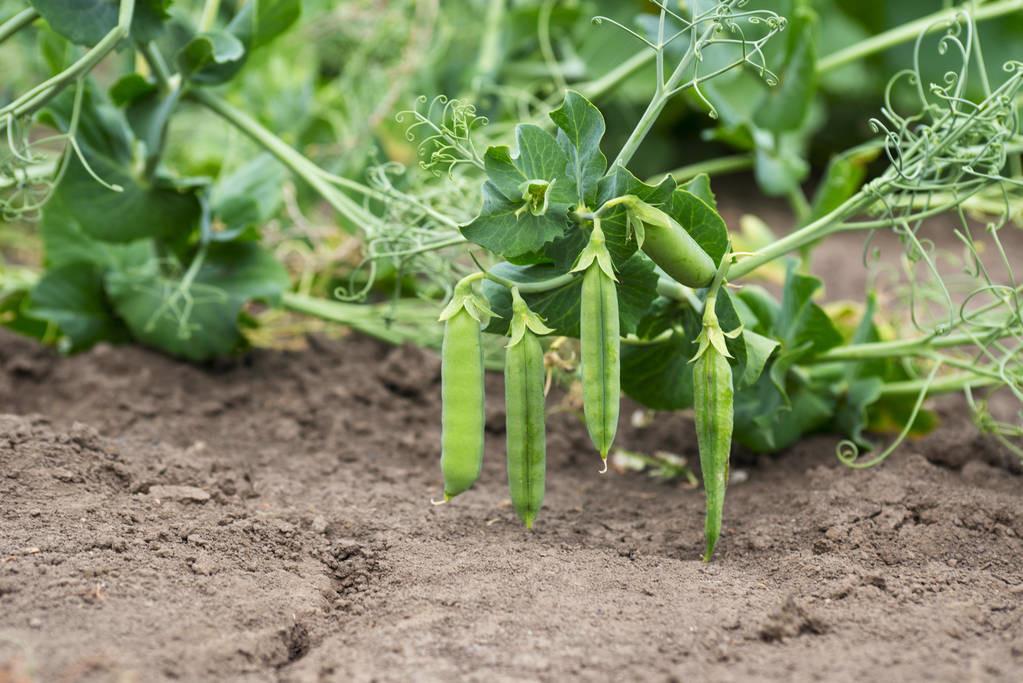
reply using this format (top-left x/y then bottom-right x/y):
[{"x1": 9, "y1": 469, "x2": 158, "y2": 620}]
[{"x1": 2, "y1": 313, "x2": 1022, "y2": 682}]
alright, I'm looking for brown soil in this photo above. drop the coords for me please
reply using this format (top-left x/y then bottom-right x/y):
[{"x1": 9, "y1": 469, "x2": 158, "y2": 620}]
[{"x1": 1, "y1": 312, "x2": 1022, "y2": 683}]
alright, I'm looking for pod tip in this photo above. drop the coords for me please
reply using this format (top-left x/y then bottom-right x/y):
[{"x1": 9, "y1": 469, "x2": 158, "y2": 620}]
[{"x1": 598, "y1": 458, "x2": 608, "y2": 474}]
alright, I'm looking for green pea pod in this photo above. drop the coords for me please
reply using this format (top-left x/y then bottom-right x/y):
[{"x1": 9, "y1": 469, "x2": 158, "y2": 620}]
[
  {"x1": 580, "y1": 261, "x2": 620, "y2": 462},
  {"x1": 440, "y1": 308, "x2": 485, "y2": 500},
  {"x1": 505, "y1": 290, "x2": 552, "y2": 528},
  {"x1": 693, "y1": 337, "x2": 735, "y2": 562},
  {"x1": 615, "y1": 195, "x2": 716, "y2": 288},
  {"x1": 573, "y1": 221, "x2": 620, "y2": 463}
]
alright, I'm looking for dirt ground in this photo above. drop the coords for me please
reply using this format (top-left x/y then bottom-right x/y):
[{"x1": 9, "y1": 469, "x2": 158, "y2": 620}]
[{"x1": 1, "y1": 308, "x2": 1022, "y2": 682}]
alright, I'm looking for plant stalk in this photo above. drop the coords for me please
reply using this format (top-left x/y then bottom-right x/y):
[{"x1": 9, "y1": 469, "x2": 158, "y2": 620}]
[{"x1": 0, "y1": 7, "x2": 38, "y2": 43}]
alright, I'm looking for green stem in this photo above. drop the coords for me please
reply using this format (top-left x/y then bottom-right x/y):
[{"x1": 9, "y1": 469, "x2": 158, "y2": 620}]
[
  {"x1": 0, "y1": 0, "x2": 136, "y2": 122},
  {"x1": 189, "y1": 89, "x2": 377, "y2": 231},
  {"x1": 727, "y1": 190, "x2": 876, "y2": 280},
  {"x1": 878, "y1": 371, "x2": 1001, "y2": 398},
  {"x1": 0, "y1": 7, "x2": 38, "y2": 43},
  {"x1": 657, "y1": 153, "x2": 755, "y2": 184},
  {"x1": 473, "y1": 0, "x2": 506, "y2": 94},
  {"x1": 612, "y1": 21, "x2": 718, "y2": 170},
  {"x1": 817, "y1": 0, "x2": 1023, "y2": 73},
  {"x1": 483, "y1": 270, "x2": 578, "y2": 295},
  {"x1": 198, "y1": 0, "x2": 222, "y2": 33}
]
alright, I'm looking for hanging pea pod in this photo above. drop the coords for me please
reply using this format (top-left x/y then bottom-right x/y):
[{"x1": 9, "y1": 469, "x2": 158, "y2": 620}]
[
  {"x1": 505, "y1": 289, "x2": 553, "y2": 528},
  {"x1": 572, "y1": 219, "x2": 620, "y2": 465},
  {"x1": 691, "y1": 255, "x2": 740, "y2": 561},
  {"x1": 437, "y1": 278, "x2": 495, "y2": 502},
  {"x1": 615, "y1": 195, "x2": 717, "y2": 288}
]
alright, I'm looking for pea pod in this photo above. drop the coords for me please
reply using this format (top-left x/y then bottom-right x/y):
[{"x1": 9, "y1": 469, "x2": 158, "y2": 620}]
[
  {"x1": 505, "y1": 290, "x2": 552, "y2": 528},
  {"x1": 438, "y1": 281, "x2": 493, "y2": 501},
  {"x1": 572, "y1": 220, "x2": 620, "y2": 464},
  {"x1": 693, "y1": 343, "x2": 734, "y2": 562},
  {"x1": 616, "y1": 195, "x2": 716, "y2": 288},
  {"x1": 691, "y1": 261, "x2": 738, "y2": 561}
]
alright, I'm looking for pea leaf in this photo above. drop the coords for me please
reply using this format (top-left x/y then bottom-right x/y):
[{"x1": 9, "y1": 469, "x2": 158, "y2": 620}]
[
  {"x1": 776, "y1": 266, "x2": 844, "y2": 356},
  {"x1": 28, "y1": 263, "x2": 129, "y2": 351},
  {"x1": 39, "y1": 85, "x2": 202, "y2": 244},
  {"x1": 667, "y1": 188, "x2": 729, "y2": 266},
  {"x1": 549, "y1": 90, "x2": 607, "y2": 206},
  {"x1": 753, "y1": 8, "x2": 817, "y2": 133},
  {"x1": 621, "y1": 304, "x2": 702, "y2": 411},
  {"x1": 177, "y1": 31, "x2": 247, "y2": 84},
  {"x1": 481, "y1": 252, "x2": 658, "y2": 338},
  {"x1": 228, "y1": 0, "x2": 303, "y2": 51},
  {"x1": 105, "y1": 242, "x2": 289, "y2": 361},
  {"x1": 210, "y1": 155, "x2": 286, "y2": 236},
  {"x1": 462, "y1": 183, "x2": 568, "y2": 258},
  {"x1": 734, "y1": 379, "x2": 836, "y2": 453},
  {"x1": 809, "y1": 143, "x2": 879, "y2": 221},
  {"x1": 739, "y1": 329, "x2": 779, "y2": 387},
  {"x1": 29, "y1": 0, "x2": 171, "y2": 46}
]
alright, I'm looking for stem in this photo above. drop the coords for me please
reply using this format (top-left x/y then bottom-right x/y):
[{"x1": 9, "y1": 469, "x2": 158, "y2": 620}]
[
  {"x1": 0, "y1": 7, "x2": 38, "y2": 43},
  {"x1": 198, "y1": 0, "x2": 222, "y2": 33},
  {"x1": 483, "y1": 270, "x2": 578, "y2": 295},
  {"x1": 657, "y1": 153, "x2": 754, "y2": 184},
  {"x1": 612, "y1": 21, "x2": 719, "y2": 169},
  {"x1": 727, "y1": 190, "x2": 876, "y2": 280},
  {"x1": 817, "y1": 0, "x2": 1023, "y2": 73},
  {"x1": 189, "y1": 89, "x2": 377, "y2": 231},
  {"x1": 282, "y1": 292, "x2": 420, "y2": 346},
  {"x1": 878, "y1": 371, "x2": 1000, "y2": 398},
  {"x1": 0, "y1": 0, "x2": 135, "y2": 122},
  {"x1": 473, "y1": 0, "x2": 506, "y2": 94}
]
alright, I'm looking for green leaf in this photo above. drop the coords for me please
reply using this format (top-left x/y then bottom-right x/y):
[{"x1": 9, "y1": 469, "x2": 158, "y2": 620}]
[
  {"x1": 549, "y1": 90, "x2": 607, "y2": 205},
  {"x1": 680, "y1": 174, "x2": 717, "y2": 210},
  {"x1": 753, "y1": 8, "x2": 817, "y2": 133},
  {"x1": 753, "y1": 130, "x2": 810, "y2": 197},
  {"x1": 210, "y1": 155, "x2": 286, "y2": 235},
  {"x1": 809, "y1": 143, "x2": 879, "y2": 221},
  {"x1": 105, "y1": 242, "x2": 289, "y2": 361},
  {"x1": 482, "y1": 125, "x2": 576, "y2": 207},
  {"x1": 481, "y1": 252, "x2": 658, "y2": 338},
  {"x1": 176, "y1": 30, "x2": 247, "y2": 84},
  {"x1": 39, "y1": 191, "x2": 153, "y2": 270},
  {"x1": 28, "y1": 263, "x2": 129, "y2": 351},
  {"x1": 666, "y1": 188, "x2": 729, "y2": 266},
  {"x1": 228, "y1": 0, "x2": 302, "y2": 51},
  {"x1": 29, "y1": 0, "x2": 170, "y2": 46},
  {"x1": 39, "y1": 86, "x2": 202, "y2": 244},
  {"x1": 621, "y1": 305, "x2": 702, "y2": 411},
  {"x1": 462, "y1": 182, "x2": 567, "y2": 258},
  {"x1": 109, "y1": 74, "x2": 157, "y2": 107},
  {"x1": 739, "y1": 329, "x2": 779, "y2": 387},
  {"x1": 776, "y1": 266, "x2": 844, "y2": 356},
  {"x1": 734, "y1": 380, "x2": 836, "y2": 453}
]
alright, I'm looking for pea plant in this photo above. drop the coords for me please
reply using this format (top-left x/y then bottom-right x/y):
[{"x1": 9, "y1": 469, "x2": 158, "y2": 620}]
[
  {"x1": 2, "y1": 1, "x2": 1022, "y2": 560},
  {"x1": 427, "y1": 2, "x2": 1023, "y2": 559}
]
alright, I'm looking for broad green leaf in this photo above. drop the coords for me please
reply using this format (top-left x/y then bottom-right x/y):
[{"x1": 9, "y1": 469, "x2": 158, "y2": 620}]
[
  {"x1": 549, "y1": 90, "x2": 607, "y2": 205},
  {"x1": 28, "y1": 263, "x2": 129, "y2": 351},
  {"x1": 739, "y1": 329, "x2": 779, "y2": 387},
  {"x1": 462, "y1": 182, "x2": 567, "y2": 258},
  {"x1": 809, "y1": 143, "x2": 879, "y2": 221},
  {"x1": 210, "y1": 155, "x2": 286, "y2": 236},
  {"x1": 105, "y1": 242, "x2": 289, "y2": 361},
  {"x1": 753, "y1": 8, "x2": 818, "y2": 133},
  {"x1": 481, "y1": 252, "x2": 658, "y2": 338},
  {"x1": 228, "y1": 0, "x2": 302, "y2": 51},
  {"x1": 622, "y1": 329, "x2": 700, "y2": 411},
  {"x1": 754, "y1": 130, "x2": 810, "y2": 197},
  {"x1": 482, "y1": 125, "x2": 575, "y2": 207},
  {"x1": 109, "y1": 74, "x2": 157, "y2": 107},
  {"x1": 680, "y1": 174, "x2": 716, "y2": 210},
  {"x1": 176, "y1": 30, "x2": 247, "y2": 84},
  {"x1": 735, "y1": 380, "x2": 836, "y2": 453},
  {"x1": 666, "y1": 188, "x2": 729, "y2": 266},
  {"x1": 777, "y1": 266, "x2": 844, "y2": 356},
  {"x1": 39, "y1": 86, "x2": 202, "y2": 244},
  {"x1": 39, "y1": 191, "x2": 153, "y2": 270},
  {"x1": 29, "y1": 0, "x2": 170, "y2": 46}
]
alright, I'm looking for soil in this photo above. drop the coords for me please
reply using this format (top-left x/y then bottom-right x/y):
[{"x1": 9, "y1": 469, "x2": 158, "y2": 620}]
[{"x1": 1, "y1": 309, "x2": 1022, "y2": 683}]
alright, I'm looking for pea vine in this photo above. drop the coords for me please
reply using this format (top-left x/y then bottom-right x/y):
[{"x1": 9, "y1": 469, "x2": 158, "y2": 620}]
[{"x1": 2, "y1": 1, "x2": 1022, "y2": 559}]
